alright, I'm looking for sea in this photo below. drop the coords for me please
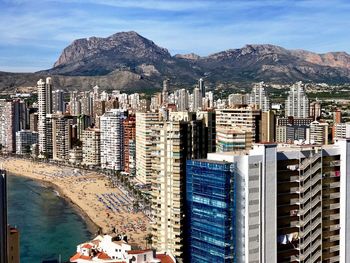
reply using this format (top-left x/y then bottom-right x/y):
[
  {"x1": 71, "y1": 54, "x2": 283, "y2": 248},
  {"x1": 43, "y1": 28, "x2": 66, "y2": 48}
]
[{"x1": 7, "y1": 174, "x2": 94, "y2": 263}]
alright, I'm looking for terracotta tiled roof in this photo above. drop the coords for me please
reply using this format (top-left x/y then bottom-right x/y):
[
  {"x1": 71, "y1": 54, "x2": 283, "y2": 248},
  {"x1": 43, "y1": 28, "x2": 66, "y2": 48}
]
[
  {"x1": 82, "y1": 243, "x2": 93, "y2": 249},
  {"x1": 156, "y1": 254, "x2": 175, "y2": 263},
  {"x1": 127, "y1": 249, "x2": 152, "y2": 255},
  {"x1": 96, "y1": 252, "x2": 111, "y2": 260},
  {"x1": 70, "y1": 252, "x2": 92, "y2": 262}
]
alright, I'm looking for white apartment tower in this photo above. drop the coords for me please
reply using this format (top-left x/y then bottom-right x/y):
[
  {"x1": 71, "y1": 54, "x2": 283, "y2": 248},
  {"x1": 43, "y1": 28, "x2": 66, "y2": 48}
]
[
  {"x1": 135, "y1": 112, "x2": 161, "y2": 184},
  {"x1": 285, "y1": 81, "x2": 309, "y2": 118},
  {"x1": 37, "y1": 77, "x2": 53, "y2": 157},
  {"x1": 100, "y1": 109, "x2": 125, "y2": 170},
  {"x1": 248, "y1": 82, "x2": 270, "y2": 112},
  {"x1": 192, "y1": 87, "x2": 202, "y2": 111}
]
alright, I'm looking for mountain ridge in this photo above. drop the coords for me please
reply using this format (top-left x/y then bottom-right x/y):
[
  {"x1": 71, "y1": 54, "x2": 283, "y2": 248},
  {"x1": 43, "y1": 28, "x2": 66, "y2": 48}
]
[{"x1": 1, "y1": 31, "x2": 350, "y2": 92}]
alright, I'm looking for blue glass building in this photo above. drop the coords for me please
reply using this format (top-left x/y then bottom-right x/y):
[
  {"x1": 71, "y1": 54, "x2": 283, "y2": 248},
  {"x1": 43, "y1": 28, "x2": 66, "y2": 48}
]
[{"x1": 186, "y1": 160, "x2": 236, "y2": 263}]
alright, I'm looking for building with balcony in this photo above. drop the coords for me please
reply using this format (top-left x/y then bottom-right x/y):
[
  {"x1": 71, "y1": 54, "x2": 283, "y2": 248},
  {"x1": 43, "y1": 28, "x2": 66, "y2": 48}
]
[{"x1": 186, "y1": 139, "x2": 350, "y2": 262}]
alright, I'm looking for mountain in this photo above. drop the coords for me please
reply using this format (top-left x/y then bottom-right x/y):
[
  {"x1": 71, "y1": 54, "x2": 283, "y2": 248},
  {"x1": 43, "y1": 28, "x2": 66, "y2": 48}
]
[{"x1": 2, "y1": 31, "x2": 350, "y2": 92}]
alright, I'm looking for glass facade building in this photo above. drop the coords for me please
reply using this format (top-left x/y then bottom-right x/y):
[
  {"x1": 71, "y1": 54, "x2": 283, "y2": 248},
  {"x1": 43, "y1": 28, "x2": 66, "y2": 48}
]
[{"x1": 186, "y1": 160, "x2": 236, "y2": 263}]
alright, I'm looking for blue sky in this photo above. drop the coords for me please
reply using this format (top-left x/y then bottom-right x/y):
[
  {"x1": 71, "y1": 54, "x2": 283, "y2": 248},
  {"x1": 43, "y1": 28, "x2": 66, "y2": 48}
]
[{"x1": 1, "y1": 0, "x2": 350, "y2": 72}]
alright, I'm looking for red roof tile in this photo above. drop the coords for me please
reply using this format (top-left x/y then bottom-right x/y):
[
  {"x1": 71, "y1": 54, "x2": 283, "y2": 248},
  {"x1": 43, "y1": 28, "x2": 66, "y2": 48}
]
[
  {"x1": 82, "y1": 243, "x2": 93, "y2": 249},
  {"x1": 156, "y1": 254, "x2": 175, "y2": 263},
  {"x1": 96, "y1": 252, "x2": 111, "y2": 260},
  {"x1": 127, "y1": 249, "x2": 152, "y2": 255},
  {"x1": 70, "y1": 252, "x2": 92, "y2": 262}
]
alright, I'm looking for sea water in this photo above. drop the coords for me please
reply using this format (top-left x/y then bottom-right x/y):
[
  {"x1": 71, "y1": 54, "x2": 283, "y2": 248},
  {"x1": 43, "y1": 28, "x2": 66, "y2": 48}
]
[{"x1": 7, "y1": 174, "x2": 93, "y2": 263}]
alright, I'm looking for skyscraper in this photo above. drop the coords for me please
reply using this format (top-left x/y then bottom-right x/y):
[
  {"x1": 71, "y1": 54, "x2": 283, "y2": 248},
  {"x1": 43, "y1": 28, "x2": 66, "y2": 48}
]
[
  {"x1": 162, "y1": 79, "x2": 170, "y2": 105},
  {"x1": 100, "y1": 109, "x2": 126, "y2": 170},
  {"x1": 198, "y1": 78, "x2": 205, "y2": 98},
  {"x1": 285, "y1": 82, "x2": 309, "y2": 118},
  {"x1": 151, "y1": 119, "x2": 207, "y2": 262},
  {"x1": 186, "y1": 140, "x2": 350, "y2": 262},
  {"x1": 37, "y1": 77, "x2": 53, "y2": 157},
  {"x1": 122, "y1": 116, "x2": 136, "y2": 175},
  {"x1": 186, "y1": 160, "x2": 235, "y2": 263},
  {"x1": 0, "y1": 100, "x2": 24, "y2": 153},
  {"x1": 82, "y1": 128, "x2": 101, "y2": 167},
  {"x1": 135, "y1": 112, "x2": 161, "y2": 184},
  {"x1": 248, "y1": 82, "x2": 270, "y2": 112},
  {"x1": 192, "y1": 87, "x2": 202, "y2": 111},
  {"x1": 52, "y1": 89, "x2": 65, "y2": 113},
  {"x1": 52, "y1": 114, "x2": 74, "y2": 161},
  {"x1": 215, "y1": 107, "x2": 262, "y2": 150}
]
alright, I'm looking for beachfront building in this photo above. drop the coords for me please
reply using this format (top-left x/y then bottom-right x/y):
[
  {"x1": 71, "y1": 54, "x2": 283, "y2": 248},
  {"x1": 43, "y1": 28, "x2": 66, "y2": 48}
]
[
  {"x1": 37, "y1": 77, "x2": 53, "y2": 158},
  {"x1": 151, "y1": 119, "x2": 207, "y2": 262},
  {"x1": 82, "y1": 128, "x2": 101, "y2": 167},
  {"x1": 52, "y1": 114, "x2": 74, "y2": 161},
  {"x1": 122, "y1": 116, "x2": 136, "y2": 175},
  {"x1": 0, "y1": 99, "x2": 26, "y2": 153},
  {"x1": 135, "y1": 112, "x2": 161, "y2": 185},
  {"x1": 70, "y1": 234, "x2": 175, "y2": 263},
  {"x1": 186, "y1": 139, "x2": 350, "y2": 262},
  {"x1": 15, "y1": 130, "x2": 38, "y2": 155},
  {"x1": 100, "y1": 109, "x2": 126, "y2": 170}
]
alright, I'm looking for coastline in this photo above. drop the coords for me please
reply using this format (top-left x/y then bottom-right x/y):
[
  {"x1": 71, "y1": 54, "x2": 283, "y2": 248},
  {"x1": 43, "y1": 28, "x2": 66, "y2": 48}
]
[
  {"x1": 1, "y1": 157, "x2": 150, "y2": 247},
  {"x1": 15, "y1": 172, "x2": 101, "y2": 236}
]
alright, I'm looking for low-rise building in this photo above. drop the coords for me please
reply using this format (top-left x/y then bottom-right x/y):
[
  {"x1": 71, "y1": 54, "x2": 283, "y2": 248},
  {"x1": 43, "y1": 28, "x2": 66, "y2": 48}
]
[{"x1": 70, "y1": 235, "x2": 175, "y2": 263}]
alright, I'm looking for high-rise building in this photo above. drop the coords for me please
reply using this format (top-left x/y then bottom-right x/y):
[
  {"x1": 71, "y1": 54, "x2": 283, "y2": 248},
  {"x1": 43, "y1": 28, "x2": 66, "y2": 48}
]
[
  {"x1": 135, "y1": 112, "x2": 161, "y2": 185},
  {"x1": 37, "y1": 78, "x2": 53, "y2": 157},
  {"x1": 15, "y1": 130, "x2": 38, "y2": 155},
  {"x1": 192, "y1": 87, "x2": 202, "y2": 111},
  {"x1": 100, "y1": 109, "x2": 126, "y2": 170},
  {"x1": 228, "y1": 93, "x2": 248, "y2": 107},
  {"x1": 248, "y1": 82, "x2": 270, "y2": 112},
  {"x1": 0, "y1": 100, "x2": 23, "y2": 153},
  {"x1": 186, "y1": 160, "x2": 235, "y2": 263},
  {"x1": 162, "y1": 79, "x2": 170, "y2": 105},
  {"x1": 82, "y1": 128, "x2": 101, "y2": 167},
  {"x1": 151, "y1": 120, "x2": 207, "y2": 262},
  {"x1": 175, "y1": 89, "x2": 189, "y2": 111},
  {"x1": 309, "y1": 121, "x2": 329, "y2": 145},
  {"x1": 334, "y1": 109, "x2": 342, "y2": 124},
  {"x1": 309, "y1": 101, "x2": 321, "y2": 120},
  {"x1": 187, "y1": 140, "x2": 350, "y2": 262},
  {"x1": 215, "y1": 107, "x2": 261, "y2": 148},
  {"x1": 285, "y1": 81, "x2": 309, "y2": 118},
  {"x1": 198, "y1": 78, "x2": 205, "y2": 98},
  {"x1": 123, "y1": 116, "x2": 136, "y2": 175},
  {"x1": 334, "y1": 122, "x2": 350, "y2": 139},
  {"x1": 260, "y1": 110, "x2": 275, "y2": 142},
  {"x1": 52, "y1": 114, "x2": 74, "y2": 161},
  {"x1": 52, "y1": 89, "x2": 65, "y2": 113},
  {"x1": 29, "y1": 108, "x2": 38, "y2": 132},
  {"x1": 216, "y1": 127, "x2": 252, "y2": 151},
  {"x1": 196, "y1": 111, "x2": 216, "y2": 153}
]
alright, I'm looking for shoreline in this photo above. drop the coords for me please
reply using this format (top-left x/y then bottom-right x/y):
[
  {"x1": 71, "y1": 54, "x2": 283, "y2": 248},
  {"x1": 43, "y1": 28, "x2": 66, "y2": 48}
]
[
  {"x1": 8, "y1": 170, "x2": 101, "y2": 237},
  {"x1": 1, "y1": 157, "x2": 150, "y2": 247}
]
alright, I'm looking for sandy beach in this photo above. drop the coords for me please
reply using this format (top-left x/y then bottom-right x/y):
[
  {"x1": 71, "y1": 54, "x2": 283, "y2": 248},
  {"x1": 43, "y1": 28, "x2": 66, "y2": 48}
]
[{"x1": 1, "y1": 157, "x2": 150, "y2": 248}]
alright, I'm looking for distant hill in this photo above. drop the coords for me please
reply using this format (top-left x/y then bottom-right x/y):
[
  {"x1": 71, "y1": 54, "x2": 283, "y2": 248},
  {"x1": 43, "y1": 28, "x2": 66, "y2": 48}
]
[{"x1": 1, "y1": 31, "x2": 350, "y2": 92}]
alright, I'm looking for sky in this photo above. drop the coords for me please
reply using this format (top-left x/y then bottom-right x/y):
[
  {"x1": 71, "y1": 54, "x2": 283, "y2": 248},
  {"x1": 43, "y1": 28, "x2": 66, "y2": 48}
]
[{"x1": 1, "y1": 0, "x2": 350, "y2": 72}]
